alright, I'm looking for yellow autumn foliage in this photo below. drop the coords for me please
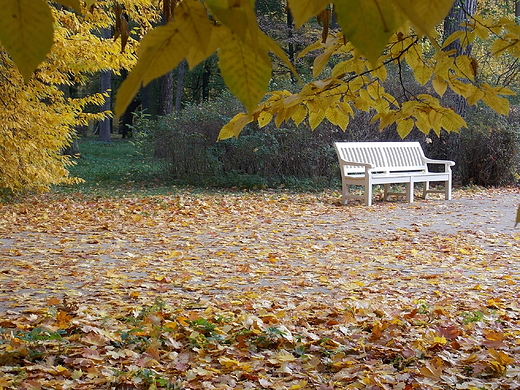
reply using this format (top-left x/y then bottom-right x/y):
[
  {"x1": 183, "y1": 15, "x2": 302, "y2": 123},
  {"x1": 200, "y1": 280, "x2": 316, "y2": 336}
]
[
  {"x1": 1, "y1": 0, "x2": 520, "y2": 187},
  {"x1": 0, "y1": 2, "x2": 150, "y2": 193},
  {"x1": 0, "y1": 58, "x2": 78, "y2": 192}
]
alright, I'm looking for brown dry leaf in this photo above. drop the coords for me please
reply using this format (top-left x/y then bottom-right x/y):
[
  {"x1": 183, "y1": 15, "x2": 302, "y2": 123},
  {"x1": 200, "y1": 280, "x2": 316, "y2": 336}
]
[
  {"x1": 0, "y1": 188, "x2": 519, "y2": 389},
  {"x1": 420, "y1": 361, "x2": 444, "y2": 381}
]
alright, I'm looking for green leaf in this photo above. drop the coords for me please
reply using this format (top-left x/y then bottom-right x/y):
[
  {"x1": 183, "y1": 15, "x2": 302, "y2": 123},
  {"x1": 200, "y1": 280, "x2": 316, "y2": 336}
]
[
  {"x1": 333, "y1": 0, "x2": 404, "y2": 65},
  {"x1": 218, "y1": 34, "x2": 272, "y2": 113},
  {"x1": 0, "y1": 0, "x2": 54, "y2": 81}
]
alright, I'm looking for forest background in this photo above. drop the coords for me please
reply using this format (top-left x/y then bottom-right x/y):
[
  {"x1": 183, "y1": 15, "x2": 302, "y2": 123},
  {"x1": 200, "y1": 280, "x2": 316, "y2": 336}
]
[{"x1": 1, "y1": 0, "x2": 520, "y2": 195}]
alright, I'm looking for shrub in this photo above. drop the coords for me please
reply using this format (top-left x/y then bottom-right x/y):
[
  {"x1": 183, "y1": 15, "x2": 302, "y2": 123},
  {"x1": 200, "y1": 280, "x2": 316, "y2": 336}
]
[
  {"x1": 456, "y1": 107, "x2": 520, "y2": 186},
  {"x1": 134, "y1": 93, "x2": 519, "y2": 189},
  {"x1": 134, "y1": 94, "x2": 344, "y2": 189}
]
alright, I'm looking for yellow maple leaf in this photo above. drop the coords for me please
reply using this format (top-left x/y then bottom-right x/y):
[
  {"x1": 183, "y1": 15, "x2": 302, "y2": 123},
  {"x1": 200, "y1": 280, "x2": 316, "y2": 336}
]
[
  {"x1": 433, "y1": 336, "x2": 448, "y2": 345},
  {"x1": 420, "y1": 361, "x2": 444, "y2": 380},
  {"x1": 290, "y1": 381, "x2": 309, "y2": 389},
  {"x1": 56, "y1": 310, "x2": 73, "y2": 329},
  {"x1": 489, "y1": 349, "x2": 515, "y2": 365},
  {"x1": 277, "y1": 350, "x2": 297, "y2": 362}
]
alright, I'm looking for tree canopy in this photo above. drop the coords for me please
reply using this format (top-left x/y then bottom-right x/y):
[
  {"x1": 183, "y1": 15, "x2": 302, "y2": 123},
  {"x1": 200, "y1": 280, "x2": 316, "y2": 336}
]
[
  {"x1": 1, "y1": 0, "x2": 520, "y2": 191},
  {"x1": 0, "y1": 1, "x2": 157, "y2": 192}
]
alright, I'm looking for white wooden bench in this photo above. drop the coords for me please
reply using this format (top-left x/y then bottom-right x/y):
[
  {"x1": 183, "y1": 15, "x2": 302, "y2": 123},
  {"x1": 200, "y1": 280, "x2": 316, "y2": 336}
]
[{"x1": 334, "y1": 142, "x2": 455, "y2": 206}]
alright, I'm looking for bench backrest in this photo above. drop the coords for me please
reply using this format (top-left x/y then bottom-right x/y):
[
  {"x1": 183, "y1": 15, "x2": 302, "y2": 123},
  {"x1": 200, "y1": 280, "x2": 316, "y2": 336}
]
[{"x1": 334, "y1": 142, "x2": 428, "y2": 174}]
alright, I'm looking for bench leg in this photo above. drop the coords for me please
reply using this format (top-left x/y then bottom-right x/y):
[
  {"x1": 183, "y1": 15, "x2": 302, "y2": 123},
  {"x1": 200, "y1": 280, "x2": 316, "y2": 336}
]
[
  {"x1": 365, "y1": 184, "x2": 372, "y2": 206},
  {"x1": 422, "y1": 181, "x2": 429, "y2": 199},
  {"x1": 342, "y1": 184, "x2": 349, "y2": 205},
  {"x1": 406, "y1": 182, "x2": 414, "y2": 203},
  {"x1": 445, "y1": 180, "x2": 452, "y2": 200},
  {"x1": 383, "y1": 184, "x2": 390, "y2": 201}
]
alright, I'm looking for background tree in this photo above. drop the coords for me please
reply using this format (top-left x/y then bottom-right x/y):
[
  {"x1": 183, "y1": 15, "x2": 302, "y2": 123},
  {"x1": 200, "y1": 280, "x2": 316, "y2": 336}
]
[
  {"x1": 158, "y1": 0, "x2": 174, "y2": 116},
  {"x1": 2, "y1": 0, "x2": 520, "y2": 192},
  {"x1": 98, "y1": 26, "x2": 113, "y2": 142},
  {"x1": 442, "y1": 0, "x2": 478, "y2": 116},
  {"x1": 0, "y1": 1, "x2": 160, "y2": 192},
  {"x1": 175, "y1": 60, "x2": 186, "y2": 111}
]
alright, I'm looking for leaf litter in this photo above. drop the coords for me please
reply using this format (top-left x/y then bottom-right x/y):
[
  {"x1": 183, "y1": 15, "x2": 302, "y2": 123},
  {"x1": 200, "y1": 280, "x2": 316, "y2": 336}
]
[{"x1": 0, "y1": 187, "x2": 519, "y2": 389}]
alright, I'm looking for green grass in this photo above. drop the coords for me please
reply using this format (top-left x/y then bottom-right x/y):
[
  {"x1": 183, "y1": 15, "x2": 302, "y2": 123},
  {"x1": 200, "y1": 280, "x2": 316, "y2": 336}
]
[
  {"x1": 53, "y1": 136, "x2": 340, "y2": 198},
  {"x1": 55, "y1": 137, "x2": 177, "y2": 197}
]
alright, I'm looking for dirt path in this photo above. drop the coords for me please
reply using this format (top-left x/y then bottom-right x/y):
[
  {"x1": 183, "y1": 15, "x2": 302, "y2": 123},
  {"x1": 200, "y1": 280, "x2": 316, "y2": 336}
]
[
  {"x1": 1, "y1": 188, "x2": 520, "y2": 389},
  {"x1": 1, "y1": 187, "x2": 519, "y2": 314}
]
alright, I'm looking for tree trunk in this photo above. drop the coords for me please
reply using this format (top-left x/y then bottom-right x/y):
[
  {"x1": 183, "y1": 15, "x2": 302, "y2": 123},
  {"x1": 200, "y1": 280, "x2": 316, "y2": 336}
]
[
  {"x1": 158, "y1": 7, "x2": 174, "y2": 116},
  {"x1": 287, "y1": 8, "x2": 296, "y2": 83},
  {"x1": 443, "y1": 0, "x2": 477, "y2": 52},
  {"x1": 175, "y1": 59, "x2": 186, "y2": 111},
  {"x1": 98, "y1": 69, "x2": 112, "y2": 142},
  {"x1": 442, "y1": 0, "x2": 477, "y2": 116},
  {"x1": 62, "y1": 138, "x2": 80, "y2": 156},
  {"x1": 437, "y1": 0, "x2": 477, "y2": 162},
  {"x1": 201, "y1": 60, "x2": 210, "y2": 101},
  {"x1": 121, "y1": 99, "x2": 141, "y2": 138},
  {"x1": 118, "y1": 68, "x2": 140, "y2": 138},
  {"x1": 159, "y1": 71, "x2": 174, "y2": 115},
  {"x1": 98, "y1": 28, "x2": 112, "y2": 142}
]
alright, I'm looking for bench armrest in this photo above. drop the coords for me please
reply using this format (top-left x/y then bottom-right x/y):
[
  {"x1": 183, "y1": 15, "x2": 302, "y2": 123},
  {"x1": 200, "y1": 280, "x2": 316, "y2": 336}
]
[
  {"x1": 338, "y1": 159, "x2": 374, "y2": 169},
  {"x1": 422, "y1": 157, "x2": 455, "y2": 172},
  {"x1": 338, "y1": 159, "x2": 373, "y2": 168}
]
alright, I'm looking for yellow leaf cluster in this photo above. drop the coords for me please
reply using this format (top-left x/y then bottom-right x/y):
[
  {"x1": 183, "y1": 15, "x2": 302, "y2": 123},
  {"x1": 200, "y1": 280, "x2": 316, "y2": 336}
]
[
  {"x1": 0, "y1": 60, "x2": 78, "y2": 192},
  {"x1": 116, "y1": 0, "x2": 297, "y2": 116},
  {"x1": 112, "y1": 0, "x2": 459, "y2": 118},
  {"x1": 1, "y1": 0, "x2": 520, "y2": 153},
  {"x1": 220, "y1": 8, "x2": 520, "y2": 140},
  {"x1": 0, "y1": 2, "x2": 150, "y2": 192}
]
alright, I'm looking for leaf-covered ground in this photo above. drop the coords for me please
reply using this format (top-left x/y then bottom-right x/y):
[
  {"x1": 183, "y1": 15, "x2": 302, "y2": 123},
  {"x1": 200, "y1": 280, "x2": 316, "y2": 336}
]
[{"x1": 1, "y1": 188, "x2": 519, "y2": 389}]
